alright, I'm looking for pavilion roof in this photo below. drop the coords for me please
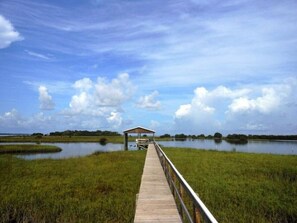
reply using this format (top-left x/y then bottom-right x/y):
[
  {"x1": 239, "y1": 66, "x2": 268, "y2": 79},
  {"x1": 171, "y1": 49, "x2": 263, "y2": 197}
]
[{"x1": 123, "y1": 126, "x2": 155, "y2": 134}]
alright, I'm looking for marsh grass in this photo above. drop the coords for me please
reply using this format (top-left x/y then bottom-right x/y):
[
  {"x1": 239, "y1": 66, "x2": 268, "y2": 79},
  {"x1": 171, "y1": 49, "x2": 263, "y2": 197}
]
[
  {"x1": 0, "y1": 135, "x2": 126, "y2": 143},
  {"x1": 0, "y1": 144, "x2": 61, "y2": 154},
  {"x1": 0, "y1": 150, "x2": 146, "y2": 222},
  {"x1": 163, "y1": 148, "x2": 297, "y2": 223},
  {"x1": 0, "y1": 135, "x2": 170, "y2": 144}
]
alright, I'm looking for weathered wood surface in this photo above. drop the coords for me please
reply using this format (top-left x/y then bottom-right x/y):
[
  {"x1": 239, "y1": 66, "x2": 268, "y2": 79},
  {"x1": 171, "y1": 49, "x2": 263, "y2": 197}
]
[{"x1": 134, "y1": 143, "x2": 182, "y2": 223}]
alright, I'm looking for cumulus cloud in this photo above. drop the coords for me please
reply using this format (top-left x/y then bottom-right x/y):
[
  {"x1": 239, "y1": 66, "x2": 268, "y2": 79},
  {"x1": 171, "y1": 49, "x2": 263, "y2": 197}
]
[
  {"x1": 69, "y1": 92, "x2": 89, "y2": 113},
  {"x1": 0, "y1": 109, "x2": 19, "y2": 123},
  {"x1": 0, "y1": 108, "x2": 114, "y2": 133},
  {"x1": 0, "y1": 74, "x2": 135, "y2": 132},
  {"x1": 62, "y1": 73, "x2": 136, "y2": 129},
  {"x1": 228, "y1": 87, "x2": 282, "y2": 114},
  {"x1": 137, "y1": 91, "x2": 161, "y2": 110},
  {"x1": 0, "y1": 15, "x2": 23, "y2": 49},
  {"x1": 174, "y1": 88, "x2": 219, "y2": 133},
  {"x1": 0, "y1": 109, "x2": 54, "y2": 132},
  {"x1": 38, "y1": 86, "x2": 55, "y2": 110},
  {"x1": 73, "y1": 77, "x2": 93, "y2": 91},
  {"x1": 107, "y1": 112, "x2": 123, "y2": 129},
  {"x1": 175, "y1": 78, "x2": 297, "y2": 134},
  {"x1": 68, "y1": 73, "x2": 134, "y2": 115},
  {"x1": 94, "y1": 73, "x2": 135, "y2": 106}
]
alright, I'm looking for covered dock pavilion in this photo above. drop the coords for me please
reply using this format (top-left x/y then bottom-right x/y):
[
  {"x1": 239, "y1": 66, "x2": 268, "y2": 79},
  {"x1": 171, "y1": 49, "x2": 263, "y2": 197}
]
[{"x1": 123, "y1": 126, "x2": 155, "y2": 150}]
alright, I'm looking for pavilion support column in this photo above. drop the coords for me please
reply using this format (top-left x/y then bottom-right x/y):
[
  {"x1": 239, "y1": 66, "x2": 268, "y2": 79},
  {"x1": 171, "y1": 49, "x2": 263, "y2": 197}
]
[{"x1": 124, "y1": 133, "x2": 128, "y2": 151}]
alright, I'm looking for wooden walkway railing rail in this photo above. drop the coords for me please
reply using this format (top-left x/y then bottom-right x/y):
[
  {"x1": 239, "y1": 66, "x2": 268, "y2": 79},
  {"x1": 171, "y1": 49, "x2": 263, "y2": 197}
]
[{"x1": 154, "y1": 141, "x2": 218, "y2": 223}]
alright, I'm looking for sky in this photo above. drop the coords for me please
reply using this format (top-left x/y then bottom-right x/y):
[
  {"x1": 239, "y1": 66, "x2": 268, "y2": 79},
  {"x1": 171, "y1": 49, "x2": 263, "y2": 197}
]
[{"x1": 0, "y1": 0, "x2": 296, "y2": 135}]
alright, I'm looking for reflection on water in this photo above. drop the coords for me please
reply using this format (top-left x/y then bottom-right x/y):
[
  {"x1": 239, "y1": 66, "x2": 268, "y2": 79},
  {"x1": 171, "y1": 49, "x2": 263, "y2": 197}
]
[
  {"x1": 214, "y1": 138, "x2": 223, "y2": 144},
  {"x1": 15, "y1": 142, "x2": 137, "y2": 160},
  {"x1": 158, "y1": 139, "x2": 297, "y2": 155}
]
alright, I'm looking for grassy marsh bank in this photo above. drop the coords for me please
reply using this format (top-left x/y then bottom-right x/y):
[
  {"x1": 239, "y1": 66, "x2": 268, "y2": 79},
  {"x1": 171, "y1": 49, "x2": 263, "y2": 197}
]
[
  {"x1": 163, "y1": 148, "x2": 297, "y2": 223},
  {"x1": 0, "y1": 144, "x2": 61, "y2": 154},
  {"x1": 0, "y1": 150, "x2": 146, "y2": 222},
  {"x1": 0, "y1": 135, "x2": 168, "y2": 143},
  {"x1": 0, "y1": 135, "x2": 125, "y2": 143}
]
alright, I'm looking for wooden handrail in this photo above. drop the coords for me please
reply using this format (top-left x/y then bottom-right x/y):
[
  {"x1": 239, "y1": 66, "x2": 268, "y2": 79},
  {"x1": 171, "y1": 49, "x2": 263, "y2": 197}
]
[{"x1": 154, "y1": 141, "x2": 218, "y2": 223}]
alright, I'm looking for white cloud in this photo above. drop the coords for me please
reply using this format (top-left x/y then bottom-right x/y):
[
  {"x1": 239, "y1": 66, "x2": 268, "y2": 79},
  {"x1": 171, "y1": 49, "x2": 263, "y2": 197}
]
[
  {"x1": 94, "y1": 73, "x2": 135, "y2": 106},
  {"x1": 0, "y1": 109, "x2": 19, "y2": 122},
  {"x1": 0, "y1": 108, "x2": 112, "y2": 133},
  {"x1": 175, "y1": 87, "x2": 220, "y2": 119},
  {"x1": 73, "y1": 78, "x2": 93, "y2": 91},
  {"x1": 174, "y1": 78, "x2": 297, "y2": 134},
  {"x1": 174, "y1": 87, "x2": 218, "y2": 133},
  {"x1": 69, "y1": 92, "x2": 89, "y2": 113},
  {"x1": 67, "y1": 73, "x2": 134, "y2": 116},
  {"x1": 107, "y1": 112, "x2": 123, "y2": 129},
  {"x1": 0, "y1": 15, "x2": 23, "y2": 49},
  {"x1": 137, "y1": 91, "x2": 161, "y2": 110},
  {"x1": 175, "y1": 104, "x2": 192, "y2": 118},
  {"x1": 0, "y1": 109, "x2": 53, "y2": 133},
  {"x1": 25, "y1": 50, "x2": 51, "y2": 60},
  {"x1": 38, "y1": 85, "x2": 55, "y2": 110},
  {"x1": 228, "y1": 87, "x2": 285, "y2": 114},
  {"x1": 60, "y1": 73, "x2": 135, "y2": 130}
]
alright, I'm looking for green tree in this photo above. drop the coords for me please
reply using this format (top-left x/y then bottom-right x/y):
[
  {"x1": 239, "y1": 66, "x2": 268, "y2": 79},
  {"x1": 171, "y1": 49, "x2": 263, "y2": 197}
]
[
  {"x1": 214, "y1": 132, "x2": 222, "y2": 139},
  {"x1": 160, "y1": 134, "x2": 171, "y2": 138}
]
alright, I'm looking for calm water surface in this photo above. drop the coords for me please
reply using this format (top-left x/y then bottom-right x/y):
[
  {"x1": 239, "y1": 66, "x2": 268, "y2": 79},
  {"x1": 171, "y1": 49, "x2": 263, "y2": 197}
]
[
  {"x1": 14, "y1": 142, "x2": 133, "y2": 160},
  {"x1": 158, "y1": 139, "x2": 297, "y2": 155},
  {"x1": 2, "y1": 139, "x2": 296, "y2": 160}
]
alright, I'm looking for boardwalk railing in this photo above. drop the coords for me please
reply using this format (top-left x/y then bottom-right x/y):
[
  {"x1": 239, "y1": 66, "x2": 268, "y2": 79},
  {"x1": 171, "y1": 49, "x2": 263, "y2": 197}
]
[{"x1": 154, "y1": 142, "x2": 218, "y2": 223}]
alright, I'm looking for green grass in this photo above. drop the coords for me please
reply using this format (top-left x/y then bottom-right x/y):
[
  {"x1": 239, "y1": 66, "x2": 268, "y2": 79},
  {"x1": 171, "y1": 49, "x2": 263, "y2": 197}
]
[
  {"x1": 0, "y1": 135, "x2": 126, "y2": 143},
  {"x1": 0, "y1": 150, "x2": 146, "y2": 222},
  {"x1": 0, "y1": 144, "x2": 62, "y2": 154},
  {"x1": 0, "y1": 135, "x2": 169, "y2": 144},
  {"x1": 163, "y1": 148, "x2": 297, "y2": 223}
]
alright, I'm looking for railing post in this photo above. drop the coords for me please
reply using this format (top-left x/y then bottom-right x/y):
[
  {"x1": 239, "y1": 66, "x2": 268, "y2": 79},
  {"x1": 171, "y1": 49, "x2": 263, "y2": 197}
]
[
  {"x1": 172, "y1": 173, "x2": 176, "y2": 199},
  {"x1": 193, "y1": 205, "x2": 201, "y2": 223},
  {"x1": 169, "y1": 166, "x2": 173, "y2": 193},
  {"x1": 179, "y1": 184, "x2": 184, "y2": 220},
  {"x1": 172, "y1": 173, "x2": 176, "y2": 187}
]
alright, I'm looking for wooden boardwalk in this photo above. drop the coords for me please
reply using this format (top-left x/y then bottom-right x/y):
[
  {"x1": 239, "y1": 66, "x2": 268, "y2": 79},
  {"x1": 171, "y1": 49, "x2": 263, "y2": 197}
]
[{"x1": 134, "y1": 143, "x2": 182, "y2": 223}]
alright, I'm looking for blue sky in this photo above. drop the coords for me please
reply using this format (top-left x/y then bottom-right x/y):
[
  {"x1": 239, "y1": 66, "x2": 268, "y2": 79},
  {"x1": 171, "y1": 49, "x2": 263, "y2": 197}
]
[{"x1": 0, "y1": 0, "x2": 296, "y2": 135}]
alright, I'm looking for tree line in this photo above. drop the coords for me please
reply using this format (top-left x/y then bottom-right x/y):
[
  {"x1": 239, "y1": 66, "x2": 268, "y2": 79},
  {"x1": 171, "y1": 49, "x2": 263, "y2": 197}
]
[
  {"x1": 159, "y1": 133, "x2": 297, "y2": 141},
  {"x1": 32, "y1": 130, "x2": 121, "y2": 137},
  {"x1": 31, "y1": 130, "x2": 297, "y2": 140}
]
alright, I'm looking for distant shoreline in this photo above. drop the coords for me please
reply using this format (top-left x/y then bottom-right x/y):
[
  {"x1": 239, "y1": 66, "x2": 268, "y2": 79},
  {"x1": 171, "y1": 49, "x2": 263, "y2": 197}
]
[{"x1": 0, "y1": 133, "x2": 30, "y2": 136}]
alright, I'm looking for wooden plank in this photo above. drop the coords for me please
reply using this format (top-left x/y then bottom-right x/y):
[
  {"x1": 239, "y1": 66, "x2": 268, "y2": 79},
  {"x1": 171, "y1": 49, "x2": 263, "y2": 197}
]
[{"x1": 134, "y1": 144, "x2": 182, "y2": 223}]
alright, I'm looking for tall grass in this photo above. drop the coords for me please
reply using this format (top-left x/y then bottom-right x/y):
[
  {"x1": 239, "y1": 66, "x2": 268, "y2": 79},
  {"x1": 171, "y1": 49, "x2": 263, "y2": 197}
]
[
  {"x1": 0, "y1": 135, "x2": 170, "y2": 144},
  {"x1": 163, "y1": 148, "x2": 297, "y2": 223},
  {"x1": 0, "y1": 144, "x2": 61, "y2": 154},
  {"x1": 0, "y1": 150, "x2": 146, "y2": 222},
  {"x1": 0, "y1": 135, "x2": 126, "y2": 143}
]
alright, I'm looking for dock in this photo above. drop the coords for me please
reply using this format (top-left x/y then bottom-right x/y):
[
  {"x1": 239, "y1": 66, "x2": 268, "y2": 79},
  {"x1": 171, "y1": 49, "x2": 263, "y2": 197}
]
[{"x1": 134, "y1": 143, "x2": 182, "y2": 223}]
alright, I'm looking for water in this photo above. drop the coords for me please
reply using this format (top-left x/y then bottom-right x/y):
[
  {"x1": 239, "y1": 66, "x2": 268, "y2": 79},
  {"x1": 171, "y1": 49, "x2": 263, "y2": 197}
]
[
  {"x1": 2, "y1": 139, "x2": 296, "y2": 160},
  {"x1": 13, "y1": 142, "x2": 142, "y2": 160},
  {"x1": 13, "y1": 142, "x2": 136, "y2": 160},
  {"x1": 157, "y1": 139, "x2": 297, "y2": 155}
]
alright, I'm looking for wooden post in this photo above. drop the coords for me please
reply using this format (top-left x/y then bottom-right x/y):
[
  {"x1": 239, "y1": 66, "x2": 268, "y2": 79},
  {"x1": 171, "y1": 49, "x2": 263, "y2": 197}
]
[
  {"x1": 124, "y1": 133, "x2": 128, "y2": 151},
  {"x1": 193, "y1": 206, "x2": 201, "y2": 223},
  {"x1": 179, "y1": 184, "x2": 184, "y2": 220},
  {"x1": 172, "y1": 173, "x2": 176, "y2": 198}
]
